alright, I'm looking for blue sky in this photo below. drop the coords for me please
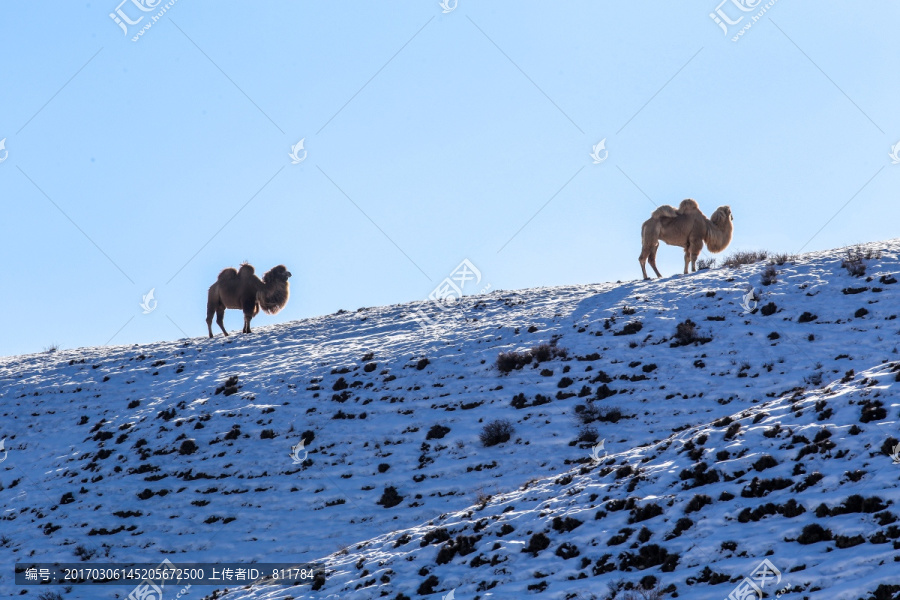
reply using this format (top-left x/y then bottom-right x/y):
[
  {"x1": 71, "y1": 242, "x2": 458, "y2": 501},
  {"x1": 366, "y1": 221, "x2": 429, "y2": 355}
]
[{"x1": 1, "y1": 1, "x2": 898, "y2": 357}]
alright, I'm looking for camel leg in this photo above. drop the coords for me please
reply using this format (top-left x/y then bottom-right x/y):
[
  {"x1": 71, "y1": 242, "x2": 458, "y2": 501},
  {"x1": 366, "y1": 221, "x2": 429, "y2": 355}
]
[
  {"x1": 640, "y1": 241, "x2": 662, "y2": 280},
  {"x1": 682, "y1": 240, "x2": 692, "y2": 275},
  {"x1": 648, "y1": 243, "x2": 663, "y2": 278},
  {"x1": 206, "y1": 302, "x2": 215, "y2": 338},
  {"x1": 240, "y1": 297, "x2": 256, "y2": 334},
  {"x1": 690, "y1": 244, "x2": 703, "y2": 273},
  {"x1": 639, "y1": 249, "x2": 650, "y2": 280},
  {"x1": 209, "y1": 304, "x2": 228, "y2": 337},
  {"x1": 216, "y1": 306, "x2": 228, "y2": 336}
]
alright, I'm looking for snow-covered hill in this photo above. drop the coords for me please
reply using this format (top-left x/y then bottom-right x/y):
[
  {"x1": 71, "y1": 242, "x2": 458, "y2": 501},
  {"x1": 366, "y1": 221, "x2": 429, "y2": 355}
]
[{"x1": 2, "y1": 241, "x2": 899, "y2": 600}]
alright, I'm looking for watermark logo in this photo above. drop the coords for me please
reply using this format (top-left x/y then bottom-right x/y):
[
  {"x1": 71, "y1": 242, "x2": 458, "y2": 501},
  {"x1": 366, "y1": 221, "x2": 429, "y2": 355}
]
[
  {"x1": 290, "y1": 438, "x2": 308, "y2": 465},
  {"x1": 110, "y1": 0, "x2": 161, "y2": 33},
  {"x1": 726, "y1": 559, "x2": 782, "y2": 600},
  {"x1": 740, "y1": 286, "x2": 757, "y2": 314},
  {"x1": 140, "y1": 288, "x2": 158, "y2": 314},
  {"x1": 413, "y1": 259, "x2": 492, "y2": 333},
  {"x1": 0, "y1": 138, "x2": 8, "y2": 164},
  {"x1": 710, "y1": 0, "x2": 778, "y2": 42},
  {"x1": 590, "y1": 439, "x2": 607, "y2": 462},
  {"x1": 289, "y1": 138, "x2": 307, "y2": 164},
  {"x1": 442, "y1": 589, "x2": 456, "y2": 600},
  {"x1": 590, "y1": 139, "x2": 608, "y2": 164},
  {"x1": 111, "y1": 0, "x2": 180, "y2": 42},
  {"x1": 439, "y1": 0, "x2": 457, "y2": 14},
  {"x1": 890, "y1": 443, "x2": 900, "y2": 465},
  {"x1": 0, "y1": 438, "x2": 7, "y2": 464},
  {"x1": 889, "y1": 141, "x2": 900, "y2": 165},
  {"x1": 126, "y1": 558, "x2": 189, "y2": 600}
]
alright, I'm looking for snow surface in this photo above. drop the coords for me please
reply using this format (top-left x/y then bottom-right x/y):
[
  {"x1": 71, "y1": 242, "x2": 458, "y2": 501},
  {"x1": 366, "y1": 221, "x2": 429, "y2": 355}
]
[{"x1": 1, "y1": 240, "x2": 899, "y2": 600}]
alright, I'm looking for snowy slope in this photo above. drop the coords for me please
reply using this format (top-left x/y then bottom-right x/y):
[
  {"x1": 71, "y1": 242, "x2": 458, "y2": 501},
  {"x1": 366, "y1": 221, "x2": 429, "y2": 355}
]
[{"x1": 1, "y1": 240, "x2": 899, "y2": 600}]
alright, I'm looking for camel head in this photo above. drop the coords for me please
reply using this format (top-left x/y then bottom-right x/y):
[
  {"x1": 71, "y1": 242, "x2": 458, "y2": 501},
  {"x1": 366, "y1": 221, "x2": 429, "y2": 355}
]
[
  {"x1": 263, "y1": 265, "x2": 292, "y2": 283},
  {"x1": 711, "y1": 205, "x2": 733, "y2": 223},
  {"x1": 706, "y1": 206, "x2": 734, "y2": 253}
]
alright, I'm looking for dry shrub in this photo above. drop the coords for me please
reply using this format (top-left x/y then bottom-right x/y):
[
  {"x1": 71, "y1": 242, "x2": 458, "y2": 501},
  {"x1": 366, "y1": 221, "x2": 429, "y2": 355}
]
[{"x1": 722, "y1": 250, "x2": 768, "y2": 268}]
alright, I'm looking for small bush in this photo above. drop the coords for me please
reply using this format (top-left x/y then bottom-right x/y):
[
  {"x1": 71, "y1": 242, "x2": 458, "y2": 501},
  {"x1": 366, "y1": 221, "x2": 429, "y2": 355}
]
[
  {"x1": 593, "y1": 406, "x2": 627, "y2": 423},
  {"x1": 630, "y1": 503, "x2": 664, "y2": 523},
  {"x1": 798, "y1": 311, "x2": 817, "y2": 323},
  {"x1": 741, "y1": 476, "x2": 792, "y2": 498},
  {"x1": 796, "y1": 523, "x2": 832, "y2": 545},
  {"x1": 615, "y1": 321, "x2": 644, "y2": 336},
  {"x1": 724, "y1": 422, "x2": 741, "y2": 439},
  {"x1": 496, "y1": 350, "x2": 532, "y2": 373},
  {"x1": 555, "y1": 541, "x2": 580, "y2": 559},
  {"x1": 522, "y1": 532, "x2": 551, "y2": 556},
  {"x1": 769, "y1": 253, "x2": 796, "y2": 266},
  {"x1": 752, "y1": 455, "x2": 778, "y2": 471},
  {"x1": 723, "y1": 250, "x2": 768, "y2": 268},
  {"x1": 761, "y1": 265, "x2": 778, "y2": 286},
  {"x1": 576, "y1": 425, "x2": 599, "y2": 444},
  {"x1": 480, "y1": 419, "x2": 515, "y2": 447},
  {"x1": 376, "y1": 486, "x2": 404, "y2": 508},
  {"x1": 760, "y1": 302, "x2": 777, "y2": 316},
  {"x1": 417, "y1": 575, "x2": 439, "y2": 596},
  {"x1": 671, "y1": 319, "x2": 710, "y2": 347},
  {"x1": 178, "y1": 439, "x2": 198, "y2": 455},
  {"x1": 73, "y1": 544, "x2": 96, "y2": 561},
  {"x1": 552, "y1": 516, "x2": 583, "y2": 533},
  {"x1": 842, "y1": 246, "x2": 880, "y2": 277},
  {"x1": 685, "y1": 494, "x2": 713, "y2": 513},
  {"x1": 618, "y1": 544, "x2": 679, "y2": 571},
  {"x1": 532, "y1": 343, "x2": 568, "y2": 362},
  {"x1": 697, "y1": 258, "x2": 716, "y2": 270},
  {"x1": 860, "y1": 399, "x2": 886, "y2": 423},
  {"x1": 497, "y1": 343, "x2": 567, "y2": 373},
  {"x1": 834, "y1": 534, "x2": 865, "y2": 549},
  {"x1": 421, "y1": 528, "x2": 451, "y2": 546},
  {"x1": 667, "y1": 517, "x2": 694, "y2": 539},
  {"x1": 608, "y1": 528, "x2": 634, "y2": 546},
  {"x1": 426, "y1": 424, "x2": 451, "y2": 440},
  {"x1": 595, "y1": 384, "x2": 617, "y2": 400},
  {"x1": 830, "y1": 495, "x2": 887, "y2": 515}
]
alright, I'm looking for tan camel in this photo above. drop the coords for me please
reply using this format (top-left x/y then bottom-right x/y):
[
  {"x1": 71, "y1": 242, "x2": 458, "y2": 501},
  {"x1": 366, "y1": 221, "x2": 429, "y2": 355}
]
[
  {"x1": 639, "y1": 199, "x2": 733, "y2": 279},
  {"x1": 206, "y1": 264, "x2": 291, "y2": 337}
]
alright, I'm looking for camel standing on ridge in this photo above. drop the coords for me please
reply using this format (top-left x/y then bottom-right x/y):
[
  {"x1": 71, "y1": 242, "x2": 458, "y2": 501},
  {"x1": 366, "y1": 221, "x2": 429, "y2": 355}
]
[
  {"x1": 639, "y1": 199, "x2": 733, "y2": 279},
  {"x1": 206, "y1": 263, "x2": 291, "y2": 337}
]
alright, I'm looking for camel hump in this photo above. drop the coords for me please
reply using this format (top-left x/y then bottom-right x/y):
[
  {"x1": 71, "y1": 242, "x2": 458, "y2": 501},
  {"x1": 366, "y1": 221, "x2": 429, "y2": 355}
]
[
  {"x1": 238, "y1": 263, "x2": 256, "y2": 278},
  {"x1": 651, "y1": 204, "x2": 679, "y2": 220},
  {"x1": 678, "y1": 198, "x2": 701, "y2": 213},
  {"x1": 216, "y1": 267, "x2": 239, "y2": 283}
]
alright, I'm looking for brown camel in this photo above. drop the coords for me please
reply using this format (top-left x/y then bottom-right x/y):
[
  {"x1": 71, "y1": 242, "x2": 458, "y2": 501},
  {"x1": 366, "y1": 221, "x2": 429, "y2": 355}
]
[
  {"x1": 206, "y1": 263, "x2": 291, "y2": 337},
  {"x1": 639, "y1": 199, "x2": 733, "y2": 279}
]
